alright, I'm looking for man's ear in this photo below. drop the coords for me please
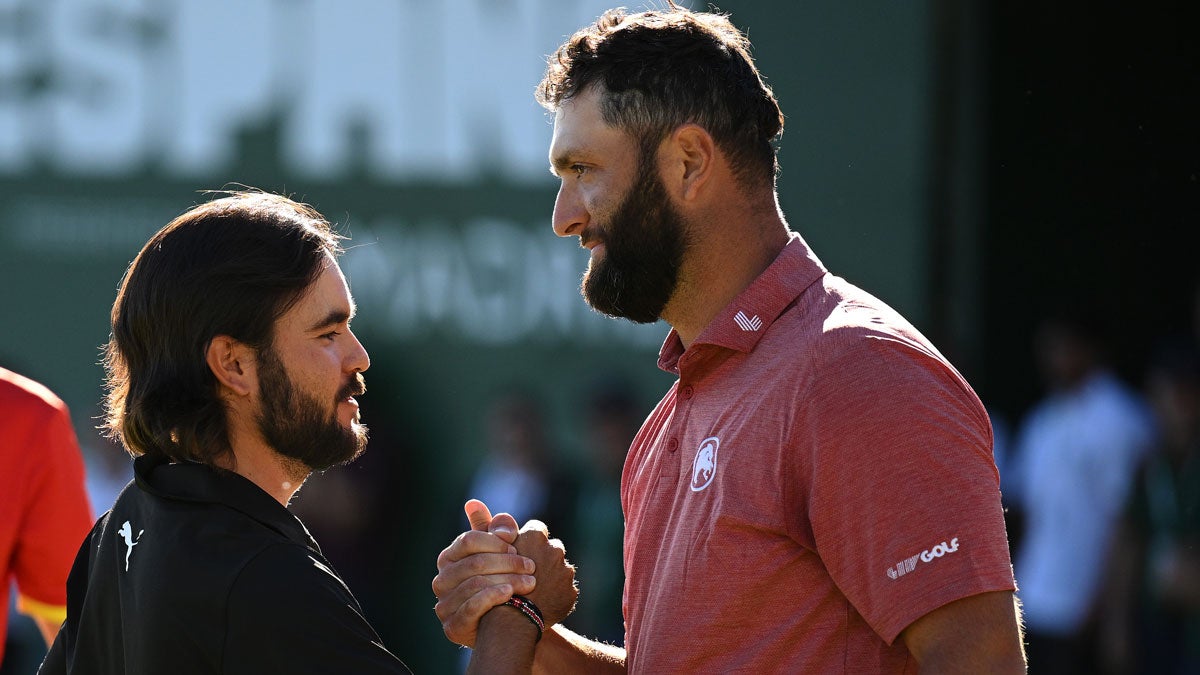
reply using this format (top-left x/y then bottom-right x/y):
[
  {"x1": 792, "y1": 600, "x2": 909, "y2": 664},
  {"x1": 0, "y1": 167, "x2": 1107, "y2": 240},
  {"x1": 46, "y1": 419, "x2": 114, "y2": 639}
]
[
  {"x1": 206, "y1": 335, "x2": 256, "y2": 397},
  {"x1": 665, "y1": 124, "x2": 716, "y2": 202}
]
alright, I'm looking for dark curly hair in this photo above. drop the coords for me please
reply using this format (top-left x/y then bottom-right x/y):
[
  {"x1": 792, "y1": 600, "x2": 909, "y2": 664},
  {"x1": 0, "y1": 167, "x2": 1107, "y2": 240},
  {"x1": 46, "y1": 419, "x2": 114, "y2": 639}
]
[
  {"x1": 536, "y1": 4, "x2": 784, "y2": 188},
  {"x1": 103, "y1": 191, "x2": 343, "y2": 465}
]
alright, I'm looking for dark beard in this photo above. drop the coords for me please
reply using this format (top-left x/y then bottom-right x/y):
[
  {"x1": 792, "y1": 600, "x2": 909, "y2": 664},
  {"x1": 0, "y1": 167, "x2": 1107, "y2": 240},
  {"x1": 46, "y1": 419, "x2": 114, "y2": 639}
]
[
  {"x1": 255, "y1": 347, "x2": 368, "y2": 473},
  {"x1": 582, "y1": 148, "x2": 688, "y2": 324}
]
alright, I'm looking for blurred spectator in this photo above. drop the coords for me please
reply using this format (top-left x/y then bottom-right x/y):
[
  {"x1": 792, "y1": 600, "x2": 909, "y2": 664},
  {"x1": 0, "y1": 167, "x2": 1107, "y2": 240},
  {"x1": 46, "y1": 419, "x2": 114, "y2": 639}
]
[
  {"x1": 1008, "y1": 311, "x2": 1155, "y2": 673},
  {"x1": 988, "y1": 407, "x2": 1026, "y2": 557},
  {"x1": 456, "y1": 390, "x2": 577, "y2": 672},
  {"x1": 564, "y1": 379, "x2": 642, "y2": 646},
  {"x1": 464, "y1": 390, "x2": 576, "y2": 530},
  {"x1": 0, "y1": 367, "x2": 93, "y2": 671},
  {"x1": 288, "y1": 435, "x2": 391, "y2": 631},
  {"x1": 1104, "y1": 341, "x2": 1200, "y2": 675}
]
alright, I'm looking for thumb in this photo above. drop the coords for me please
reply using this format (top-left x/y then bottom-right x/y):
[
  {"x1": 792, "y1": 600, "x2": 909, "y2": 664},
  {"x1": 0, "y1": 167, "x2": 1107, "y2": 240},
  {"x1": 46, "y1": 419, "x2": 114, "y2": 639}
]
[
  {"x1": 464, "y1": 499, "x2": 494, "y2": 532},
  {"x1": 488, "y1": 513, "x2": 519, "y2": 544}
]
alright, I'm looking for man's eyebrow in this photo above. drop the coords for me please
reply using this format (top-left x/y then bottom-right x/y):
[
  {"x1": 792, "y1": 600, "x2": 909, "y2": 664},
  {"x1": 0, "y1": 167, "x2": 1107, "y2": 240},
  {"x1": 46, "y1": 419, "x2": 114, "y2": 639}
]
[
  {"x1": 548, "y1": 150, "x2": 578, "y2": 176},
  {"x1": 307, "y1": 304, "x2": 356, "y2": 332}
]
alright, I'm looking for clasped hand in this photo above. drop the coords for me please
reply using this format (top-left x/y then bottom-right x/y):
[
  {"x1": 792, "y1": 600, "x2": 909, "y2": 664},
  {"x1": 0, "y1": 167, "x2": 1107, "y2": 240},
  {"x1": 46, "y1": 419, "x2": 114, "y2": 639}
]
[{"x1": 433, "y1": 499, "x2": 578, "y2": 647}]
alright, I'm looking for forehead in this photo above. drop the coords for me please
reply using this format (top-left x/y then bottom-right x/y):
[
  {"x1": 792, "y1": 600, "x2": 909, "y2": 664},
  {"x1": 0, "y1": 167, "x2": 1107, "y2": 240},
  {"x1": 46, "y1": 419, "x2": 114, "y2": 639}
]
[
  {"x1": 279, "y1": 255, "x2": 353, "y2": 326},
  {"x1": 549, "y1": 87, "x2": 635, "y2": 166},
  {"x1": 553, "y1": 87, "x2": 607, "y2": 134}
]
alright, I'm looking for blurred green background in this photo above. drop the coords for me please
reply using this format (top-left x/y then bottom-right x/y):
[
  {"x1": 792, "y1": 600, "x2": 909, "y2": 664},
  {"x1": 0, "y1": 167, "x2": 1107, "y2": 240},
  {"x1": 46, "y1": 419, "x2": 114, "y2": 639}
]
[{"x1": 1, "y1": 0, "x2": 1194, "y2": 672}]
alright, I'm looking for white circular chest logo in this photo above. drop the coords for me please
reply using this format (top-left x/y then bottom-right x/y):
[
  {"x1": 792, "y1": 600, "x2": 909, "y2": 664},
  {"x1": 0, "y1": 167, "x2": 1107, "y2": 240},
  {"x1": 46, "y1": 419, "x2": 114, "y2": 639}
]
[{"x1": 690, "y1": 436, "x2": 720, "y2": 492}]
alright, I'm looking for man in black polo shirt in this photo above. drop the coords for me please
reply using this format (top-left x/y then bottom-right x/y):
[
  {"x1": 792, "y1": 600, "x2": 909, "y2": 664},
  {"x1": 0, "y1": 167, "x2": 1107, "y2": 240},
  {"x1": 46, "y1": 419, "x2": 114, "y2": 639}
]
[{"x1": 41, "y1": 192, "x2": 575, "y2": 674}]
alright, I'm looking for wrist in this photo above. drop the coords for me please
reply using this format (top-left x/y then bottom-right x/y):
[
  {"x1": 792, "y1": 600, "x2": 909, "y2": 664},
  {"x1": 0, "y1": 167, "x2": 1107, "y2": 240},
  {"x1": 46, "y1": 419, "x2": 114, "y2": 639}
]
[
  {"x1": 502, "y1": 595, "x2": 545, "y2": 641},
  {"x1": 469, "y1": 605, "x2": 539, "y2": 675},
  {"x1": 479, "y1": 605, "x2": 539, "y2": 640}
]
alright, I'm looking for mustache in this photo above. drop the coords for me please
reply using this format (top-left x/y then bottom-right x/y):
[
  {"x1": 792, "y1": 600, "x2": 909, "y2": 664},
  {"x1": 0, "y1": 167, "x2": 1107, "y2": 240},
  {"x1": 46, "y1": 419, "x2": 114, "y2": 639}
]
[
  {"x1": 338, "y1": 374, "x2": 366, "y2": 400},
  {"x1": 580, "y1": 229, "x2": 604, "y2": 249}
]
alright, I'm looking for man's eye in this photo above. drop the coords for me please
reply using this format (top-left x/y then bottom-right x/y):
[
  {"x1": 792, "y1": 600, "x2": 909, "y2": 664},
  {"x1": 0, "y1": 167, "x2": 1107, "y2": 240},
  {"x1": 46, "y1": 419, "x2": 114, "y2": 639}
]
[
  {"x1": 571, "y1": 164, "x2": 588, "y2": 176},
  {"x1": 321, "y1": 331, "x2": 341, "y2": 341}
]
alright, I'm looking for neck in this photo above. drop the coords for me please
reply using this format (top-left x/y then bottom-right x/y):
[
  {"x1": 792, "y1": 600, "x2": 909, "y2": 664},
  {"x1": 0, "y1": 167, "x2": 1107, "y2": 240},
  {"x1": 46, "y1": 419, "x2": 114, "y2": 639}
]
[
  {"x1": 218, "y1": 420, "x2": 310, "y2": 506},
  {"x1": 663, "y1": 195, "x2": 790, "y2": 348}
]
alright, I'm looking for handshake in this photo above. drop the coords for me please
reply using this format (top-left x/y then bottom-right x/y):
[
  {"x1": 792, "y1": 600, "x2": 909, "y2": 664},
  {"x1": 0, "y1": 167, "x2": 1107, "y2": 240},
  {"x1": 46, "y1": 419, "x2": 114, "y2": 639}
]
[{"x1": 432, "y1": 499, "x2": 579, "y2": 650}]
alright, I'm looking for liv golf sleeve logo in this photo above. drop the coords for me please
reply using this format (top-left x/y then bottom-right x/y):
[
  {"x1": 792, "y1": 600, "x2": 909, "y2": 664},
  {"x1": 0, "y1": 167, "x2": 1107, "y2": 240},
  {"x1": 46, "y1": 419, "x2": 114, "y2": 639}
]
[{"x1": 886, "y1": 537, "x2": 960, "y2": 580}]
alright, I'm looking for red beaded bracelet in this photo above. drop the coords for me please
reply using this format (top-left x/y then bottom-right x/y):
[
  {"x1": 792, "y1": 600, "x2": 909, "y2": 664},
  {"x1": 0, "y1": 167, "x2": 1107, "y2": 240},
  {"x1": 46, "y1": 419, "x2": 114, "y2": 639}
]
[{"x1": 503, "y1": 595, "x2": 545, "y2": 641}]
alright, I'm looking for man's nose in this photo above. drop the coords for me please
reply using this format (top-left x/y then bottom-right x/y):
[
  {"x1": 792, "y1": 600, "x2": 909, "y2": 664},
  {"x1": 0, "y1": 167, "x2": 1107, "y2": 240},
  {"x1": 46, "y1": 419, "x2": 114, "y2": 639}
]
[{"x1": 551, "y1": 182, "x2": 587, "y2": 238}]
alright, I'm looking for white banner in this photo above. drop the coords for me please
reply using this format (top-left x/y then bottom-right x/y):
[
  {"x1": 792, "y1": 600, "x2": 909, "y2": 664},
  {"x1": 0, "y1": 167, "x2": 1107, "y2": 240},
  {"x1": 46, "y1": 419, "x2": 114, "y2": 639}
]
[{"x1": 0, "y1": 0, "x2": 624, "y2": 181}]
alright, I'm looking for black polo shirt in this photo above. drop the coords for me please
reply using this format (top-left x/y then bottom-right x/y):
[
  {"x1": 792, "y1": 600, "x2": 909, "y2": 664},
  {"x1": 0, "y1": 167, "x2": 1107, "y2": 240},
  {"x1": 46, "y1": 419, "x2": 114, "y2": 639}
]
[{"x1": 41, "y1": 455, "x2": 411, "y2": 674}]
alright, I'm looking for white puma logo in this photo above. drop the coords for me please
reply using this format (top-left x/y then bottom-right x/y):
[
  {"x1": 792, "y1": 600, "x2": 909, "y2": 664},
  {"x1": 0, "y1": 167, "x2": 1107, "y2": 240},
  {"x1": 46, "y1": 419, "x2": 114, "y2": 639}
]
[{"x1": 118, "y1": 521, "x2": 143, "y2": 572}]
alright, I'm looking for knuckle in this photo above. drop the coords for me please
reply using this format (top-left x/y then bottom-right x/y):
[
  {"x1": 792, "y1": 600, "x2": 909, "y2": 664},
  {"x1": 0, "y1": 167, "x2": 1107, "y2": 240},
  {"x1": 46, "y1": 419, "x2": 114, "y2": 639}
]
[
  {"x1": 521, "y1": 521, "x2": 550, "y2": 537},
  {"x1": 463, "y1": 555, "x2": 490, "y2": 575},
  {"x1": 463, "y1": 574, "x2": 491, "y2": 594}
]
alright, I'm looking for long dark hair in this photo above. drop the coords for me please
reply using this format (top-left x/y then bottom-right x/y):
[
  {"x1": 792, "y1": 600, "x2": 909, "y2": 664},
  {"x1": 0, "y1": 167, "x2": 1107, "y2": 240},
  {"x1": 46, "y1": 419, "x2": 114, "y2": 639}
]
[{"x1": 103, "y1": 191, "x2": 343, "y2": 464}]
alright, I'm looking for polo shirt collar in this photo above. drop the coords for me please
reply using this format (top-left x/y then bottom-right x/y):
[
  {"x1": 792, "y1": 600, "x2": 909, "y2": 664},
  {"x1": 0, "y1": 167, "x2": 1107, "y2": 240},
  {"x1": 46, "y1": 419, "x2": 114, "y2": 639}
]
[
  {"x1": 658, "y1": 232, "x2": 827, "y2": 374},
  {"x1": 133, "y1": 454, "x2": 317, "y2": 550}
]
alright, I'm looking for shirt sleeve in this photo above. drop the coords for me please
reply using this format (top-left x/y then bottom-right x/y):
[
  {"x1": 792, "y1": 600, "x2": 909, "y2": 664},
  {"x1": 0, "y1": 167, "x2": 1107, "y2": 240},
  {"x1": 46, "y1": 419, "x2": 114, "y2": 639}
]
[
  {"x1": 223, "y1": 543, "x2": 411, "y2": 674},
  {"x1": 806, "y1": 335, "x2": 1016, "y2": 644},
  {"x1": 14, "y1": 401, "x2": 94, "y2": 623}
]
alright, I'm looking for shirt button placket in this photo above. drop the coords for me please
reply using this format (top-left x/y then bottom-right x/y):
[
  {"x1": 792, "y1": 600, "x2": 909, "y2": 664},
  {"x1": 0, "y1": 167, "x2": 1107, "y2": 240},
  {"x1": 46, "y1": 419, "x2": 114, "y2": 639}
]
[{"x1": 670, "y1": 384, "x2": 694, "y2": 454}]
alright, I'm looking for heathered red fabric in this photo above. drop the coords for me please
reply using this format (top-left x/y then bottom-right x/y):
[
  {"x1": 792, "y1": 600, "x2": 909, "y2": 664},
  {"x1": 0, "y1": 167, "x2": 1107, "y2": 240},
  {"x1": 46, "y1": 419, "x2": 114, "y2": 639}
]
[{"x1": 620, "y1": 234, "x2": 1015, "y2": 673}]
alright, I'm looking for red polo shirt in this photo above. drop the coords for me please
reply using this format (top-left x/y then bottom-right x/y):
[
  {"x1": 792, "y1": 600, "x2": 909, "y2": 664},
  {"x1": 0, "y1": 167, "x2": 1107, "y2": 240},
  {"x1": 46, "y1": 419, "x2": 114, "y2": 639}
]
[
  {"x1": 621, "y1": 234, "x2": 1014, "y2": 673},
  {"x1": 0, "y1": 367, "x2": 93, "y2": 661}
]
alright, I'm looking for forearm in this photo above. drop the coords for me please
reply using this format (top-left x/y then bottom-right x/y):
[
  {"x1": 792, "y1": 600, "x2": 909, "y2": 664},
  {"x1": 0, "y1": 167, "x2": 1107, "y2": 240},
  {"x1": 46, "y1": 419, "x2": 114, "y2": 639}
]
[
  {"x1": 532, "y1": 624, "x2": 626, "y2": 675},
  {"x1": 916, "y1": 649, "x2": 1026, "y2": 675},
  {"x1": 903, "y1": 591, "x2": 1026, "y2": 674},
  {"x1": 467, "y1": 605, "x2": 540, "y2": 675}
]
